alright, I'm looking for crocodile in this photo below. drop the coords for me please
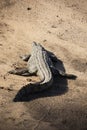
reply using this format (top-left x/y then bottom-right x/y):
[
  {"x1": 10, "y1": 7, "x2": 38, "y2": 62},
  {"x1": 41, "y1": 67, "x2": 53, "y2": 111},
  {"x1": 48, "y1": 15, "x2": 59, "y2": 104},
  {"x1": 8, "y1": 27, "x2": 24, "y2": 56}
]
[{"x1": 8, "y1": 42, "x2": 77, "y2": 94}]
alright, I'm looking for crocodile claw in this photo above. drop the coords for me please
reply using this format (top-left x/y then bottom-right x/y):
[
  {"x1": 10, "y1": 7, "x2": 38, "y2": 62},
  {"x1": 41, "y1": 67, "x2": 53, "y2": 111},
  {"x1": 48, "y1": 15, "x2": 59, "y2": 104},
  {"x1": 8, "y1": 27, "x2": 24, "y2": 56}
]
[{"x1": 8, "y1": 70, "x2": 16, "y2": 74}]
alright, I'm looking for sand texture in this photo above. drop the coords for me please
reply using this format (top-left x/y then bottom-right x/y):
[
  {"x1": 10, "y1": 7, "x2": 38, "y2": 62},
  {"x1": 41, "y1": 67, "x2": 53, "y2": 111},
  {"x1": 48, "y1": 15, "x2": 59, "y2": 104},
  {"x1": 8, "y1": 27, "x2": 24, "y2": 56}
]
[{"x1": 0, "y1": 0, "x2": 87, "y2": 130}]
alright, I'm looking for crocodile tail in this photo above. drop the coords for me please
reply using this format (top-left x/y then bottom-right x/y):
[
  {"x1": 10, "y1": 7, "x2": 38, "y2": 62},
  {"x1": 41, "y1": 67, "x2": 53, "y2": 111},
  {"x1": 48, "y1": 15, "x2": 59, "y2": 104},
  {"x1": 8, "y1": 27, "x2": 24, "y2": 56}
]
[
  {"x1": 23, "y1": 79, "x2": 52, "y2": 94},
  {"x1": 13, "y1": 83, "x2": 38, "y2": 102},
  {"x1": 13, "y1": 80, "x2": 52, "y2": 102}
]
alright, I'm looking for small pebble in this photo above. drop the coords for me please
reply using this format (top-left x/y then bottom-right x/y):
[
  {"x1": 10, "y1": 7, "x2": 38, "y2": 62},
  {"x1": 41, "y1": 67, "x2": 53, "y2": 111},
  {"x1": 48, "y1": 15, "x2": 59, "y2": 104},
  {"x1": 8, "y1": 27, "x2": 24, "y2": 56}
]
[
  {"x1": 51, "y1": 25, "x2": 57, "y2": 28},
  {"x1": 27, "y1": 7, "x2": 32, "y2": 10},
  {"x1": 43, "y1": 39, "x2": 47, "y2": 42},
  {"x1": 27, "y1": 78, "x2": 32, "y2": 82},
  {"x1": 0, "y1": 86, "x2": 4, "y2": 89}
]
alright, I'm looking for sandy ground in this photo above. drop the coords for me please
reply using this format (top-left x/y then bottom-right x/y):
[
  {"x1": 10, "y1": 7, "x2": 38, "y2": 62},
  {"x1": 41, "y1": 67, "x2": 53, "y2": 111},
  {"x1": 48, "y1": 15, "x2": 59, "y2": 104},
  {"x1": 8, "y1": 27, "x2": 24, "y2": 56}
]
[{"x1": 0, "y1": 0, "x2": 87, "y2": 130}]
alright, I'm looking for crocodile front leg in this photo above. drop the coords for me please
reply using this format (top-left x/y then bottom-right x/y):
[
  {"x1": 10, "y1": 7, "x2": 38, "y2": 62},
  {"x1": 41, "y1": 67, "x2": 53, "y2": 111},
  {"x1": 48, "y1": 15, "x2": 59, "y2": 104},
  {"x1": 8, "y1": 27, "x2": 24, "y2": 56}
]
[
  {"x1": 20, "y1": 54, "x2": 31, "y2": 62},
  {"x1": 8, "y1": 68, "x2": 36, "y2": 76}
]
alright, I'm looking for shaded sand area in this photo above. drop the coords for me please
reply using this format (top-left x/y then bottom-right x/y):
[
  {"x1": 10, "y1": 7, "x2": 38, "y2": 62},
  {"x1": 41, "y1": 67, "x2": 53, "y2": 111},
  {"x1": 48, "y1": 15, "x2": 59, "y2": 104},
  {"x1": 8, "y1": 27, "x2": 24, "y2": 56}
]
[{"x1": 0, "y1": 0, "x2": 87, "y2": 130}]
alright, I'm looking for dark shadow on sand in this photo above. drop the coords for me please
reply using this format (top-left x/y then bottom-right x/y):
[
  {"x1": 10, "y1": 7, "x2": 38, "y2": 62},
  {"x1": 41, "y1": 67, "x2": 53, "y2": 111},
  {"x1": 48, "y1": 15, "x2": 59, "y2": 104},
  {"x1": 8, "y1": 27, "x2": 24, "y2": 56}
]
[{"x1": 13, "y1": 58, "x2": 77, "y2": 102}]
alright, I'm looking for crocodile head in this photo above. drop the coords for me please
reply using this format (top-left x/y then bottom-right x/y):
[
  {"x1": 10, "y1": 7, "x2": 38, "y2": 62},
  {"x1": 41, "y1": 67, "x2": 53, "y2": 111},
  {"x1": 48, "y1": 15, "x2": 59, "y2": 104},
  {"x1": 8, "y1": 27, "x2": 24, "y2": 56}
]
[
  {"x1": 32, "y1": 41, "x2": 44, "y2": 52},
  {"x1": 32, "y1": 41, "x2": 38, "y2": 46},
  {"x1": 31, "y1": 41, "x2": 38, "y2": 52}
]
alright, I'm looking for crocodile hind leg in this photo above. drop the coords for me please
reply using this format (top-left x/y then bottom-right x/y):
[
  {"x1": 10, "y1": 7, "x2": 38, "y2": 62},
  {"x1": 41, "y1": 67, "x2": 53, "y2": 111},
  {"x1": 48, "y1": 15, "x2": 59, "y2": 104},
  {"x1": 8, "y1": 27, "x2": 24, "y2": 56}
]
[
  {"x1": 8, "y1": 68, "x2": 35, "y2": 76},
  {"x1": 20, "y1": 54, "x2": 31, "y2": 62},
  {"x1": 50, "y1": 66, "x2": 77, "y2": 79},
  {"x1": 57, "y1": 70, "x2": 77, "y2": 79}
]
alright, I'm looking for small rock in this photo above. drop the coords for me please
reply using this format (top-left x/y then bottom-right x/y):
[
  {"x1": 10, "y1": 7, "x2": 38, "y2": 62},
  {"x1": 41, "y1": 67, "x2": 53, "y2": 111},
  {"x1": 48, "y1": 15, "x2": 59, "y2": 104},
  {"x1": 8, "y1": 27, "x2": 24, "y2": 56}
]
[
  {"x1": 51, "y1": 25, "x2": 57, "y2": 28},
  {"x1": 0, "y1": 86, "x2": 4, "y2": 89},
  {"x1": 27, "y1": 7, "x2": 32, "y2": 10},
  {"x1": 56, "y1": 15, "x2": 59, "y2": 17},
  {"x1": 27, "y1": 78, "x2": 32, "y2": 82},
  {"x1": 48, "y1": 31, "x2": 51, "y2": 34},
  {"x1": 43, "y1": 39, "x2": 47, "y2": 42}
]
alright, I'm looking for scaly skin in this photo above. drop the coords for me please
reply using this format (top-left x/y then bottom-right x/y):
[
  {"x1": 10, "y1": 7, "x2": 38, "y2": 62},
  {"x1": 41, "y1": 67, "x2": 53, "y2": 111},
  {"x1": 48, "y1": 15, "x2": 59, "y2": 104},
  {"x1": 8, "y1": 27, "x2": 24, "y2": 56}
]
[
  {"x1": 24, "y1": 42, "x2": 53, "y2": 93},
  {"x1": 8, "y1": 42, "x2": 77, "y2": 94}
]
